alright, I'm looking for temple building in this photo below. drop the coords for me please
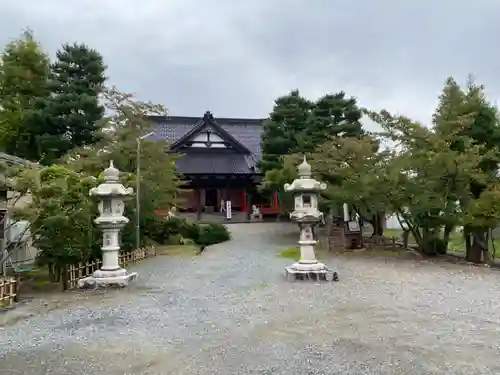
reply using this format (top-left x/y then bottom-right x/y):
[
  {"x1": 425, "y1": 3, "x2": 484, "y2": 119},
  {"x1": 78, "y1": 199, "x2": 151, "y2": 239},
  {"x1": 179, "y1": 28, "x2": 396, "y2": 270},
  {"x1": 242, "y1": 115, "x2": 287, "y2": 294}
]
[{"x1": 150, "y1": 111, "x2": 279, "y2": 220}]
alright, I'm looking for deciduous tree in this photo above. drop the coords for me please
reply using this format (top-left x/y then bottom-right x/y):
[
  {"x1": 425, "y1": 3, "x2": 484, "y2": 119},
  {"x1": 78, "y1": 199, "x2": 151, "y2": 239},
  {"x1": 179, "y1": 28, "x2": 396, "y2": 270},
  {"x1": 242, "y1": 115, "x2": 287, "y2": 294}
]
[
  {"x1": 0, "y1": 30, "x2": 51, "y2": 160},
  {"x1": 13, "y1": 164, "x2": 99, "y2": 281},
  {"x1": 433, "y1": 77, "x2": 500, "y2": 262},
  {"x1": 64, "y1": 87, "x2": 181, "y2": 248}
]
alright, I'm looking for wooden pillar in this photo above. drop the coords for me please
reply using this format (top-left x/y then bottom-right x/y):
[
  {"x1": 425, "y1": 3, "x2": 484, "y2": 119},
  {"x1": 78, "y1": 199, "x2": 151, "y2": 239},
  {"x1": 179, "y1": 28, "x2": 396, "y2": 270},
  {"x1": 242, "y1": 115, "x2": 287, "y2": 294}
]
[
  {"x1": 196, "y1": 188, "x2": 202, "y2": 221},
  {"x1": 224, "y1": 176, "x2": 231, "y2": 204},
  {"x1": 241, "y1": 189, "x2": 247, "y2": 213},
  {"x1": 272, "y1": 192, "x2": 279, "y2": 210},
  {"x1": 244, "y1": 177, "x2": 252, "y2": 220},
  {"x1": 245, "y1": 190, "x2": 252, "y2": 220}
]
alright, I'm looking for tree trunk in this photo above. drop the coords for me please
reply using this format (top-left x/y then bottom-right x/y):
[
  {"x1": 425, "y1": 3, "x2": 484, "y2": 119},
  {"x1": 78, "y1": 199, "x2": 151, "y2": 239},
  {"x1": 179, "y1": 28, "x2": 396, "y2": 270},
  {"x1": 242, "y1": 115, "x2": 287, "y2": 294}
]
[
  {"x1": 484, "y1": 230, "x2": 492, "y2": 265},
  {"x1": 54, "y1": 265, "x2": 61, "y2": 283},
  {"x1": 467, "y1": 230, "x2": 486, "y2": 263},
  {"x1": 464, "y1": 226, "x2": 471, "y2": 254},
  {"x1": 402, "y1": 229, "x2": 410, "y2": 248},
  {"x1": 374, "y1": 212, "x2": 384, "y2": 236},
  {"x1": 365, "y1": 212, "x2": 384, "y2": 237},
  {"x1": 48, "y1": 263, "x2": 56, "y2": 282},
  {"x1": 442, "y1": 224, "x2": 453, "y2": 251}
]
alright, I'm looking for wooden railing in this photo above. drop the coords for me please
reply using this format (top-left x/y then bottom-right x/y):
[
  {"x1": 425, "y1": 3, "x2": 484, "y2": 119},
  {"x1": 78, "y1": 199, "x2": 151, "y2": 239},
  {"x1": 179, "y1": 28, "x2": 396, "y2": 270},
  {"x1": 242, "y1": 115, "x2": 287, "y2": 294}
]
[
  {"x1": 63, "y1": 246, "x2": 156, "y2": 290},
  {"x1": 0, "y1": 276, "x2": 19, "y2": 307}
]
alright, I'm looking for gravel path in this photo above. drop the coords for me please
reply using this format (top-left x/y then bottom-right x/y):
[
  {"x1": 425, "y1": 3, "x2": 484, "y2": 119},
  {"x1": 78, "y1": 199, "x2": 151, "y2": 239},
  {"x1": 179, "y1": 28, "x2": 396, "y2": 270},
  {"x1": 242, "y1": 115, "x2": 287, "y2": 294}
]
[{"x1": 2, "y1": 223, "x2": 500, "y2": 375}]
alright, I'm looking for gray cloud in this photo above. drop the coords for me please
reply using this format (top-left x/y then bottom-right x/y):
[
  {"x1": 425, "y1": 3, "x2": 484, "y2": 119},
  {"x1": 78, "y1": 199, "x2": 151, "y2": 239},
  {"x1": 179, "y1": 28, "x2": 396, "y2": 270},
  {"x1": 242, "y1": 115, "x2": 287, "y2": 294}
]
[{"x1": 1, "y1": 0, "x2": 499, "y2": 131}]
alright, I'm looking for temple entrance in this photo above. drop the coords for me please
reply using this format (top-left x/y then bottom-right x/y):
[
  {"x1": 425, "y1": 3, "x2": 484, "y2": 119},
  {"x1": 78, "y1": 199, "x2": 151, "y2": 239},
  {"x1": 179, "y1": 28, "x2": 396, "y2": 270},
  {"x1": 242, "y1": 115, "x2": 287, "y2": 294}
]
[{"x1": 205, "y1": 188, "x2": 218, "y2": 211}]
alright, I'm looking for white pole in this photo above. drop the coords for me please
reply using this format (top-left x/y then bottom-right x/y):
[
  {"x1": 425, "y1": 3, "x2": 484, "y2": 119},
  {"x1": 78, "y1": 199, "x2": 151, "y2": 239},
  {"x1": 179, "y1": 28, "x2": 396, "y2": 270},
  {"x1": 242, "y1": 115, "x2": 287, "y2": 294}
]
[
  {"x1": 343, "y1": 203, "x2": 349, "y2": 222},
  {"x1": 136, "y1": 131, "x2": 155, "y2": 250}
]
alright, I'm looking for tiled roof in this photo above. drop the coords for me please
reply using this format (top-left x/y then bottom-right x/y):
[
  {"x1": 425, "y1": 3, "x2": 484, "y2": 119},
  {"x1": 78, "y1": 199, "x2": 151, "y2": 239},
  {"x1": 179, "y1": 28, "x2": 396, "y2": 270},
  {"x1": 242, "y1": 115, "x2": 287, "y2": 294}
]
[
  {"x1": 176, "y1": 153, "x2": 255, "y2": 175},
  {"x1": 149, "y1": 115, "x2": 264, "y2": 158},
  {"x1": 149, "y1": 113, "x2": 264, "y2": 175}
]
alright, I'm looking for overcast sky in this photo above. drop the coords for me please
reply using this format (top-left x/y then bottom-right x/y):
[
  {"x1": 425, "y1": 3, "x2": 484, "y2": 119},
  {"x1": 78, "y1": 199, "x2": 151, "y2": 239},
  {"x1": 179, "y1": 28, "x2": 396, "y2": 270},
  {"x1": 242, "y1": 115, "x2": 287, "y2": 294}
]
[{"x1": 0, "y1": 0, "x2": 499, "y2": 130}]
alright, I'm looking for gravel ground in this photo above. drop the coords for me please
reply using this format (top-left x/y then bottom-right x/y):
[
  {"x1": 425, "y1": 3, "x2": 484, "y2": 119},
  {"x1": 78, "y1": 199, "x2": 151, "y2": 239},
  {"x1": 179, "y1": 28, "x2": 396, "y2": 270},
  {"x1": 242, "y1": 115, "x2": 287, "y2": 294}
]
[{"x1": 1, "y1": 223, "x2": 500, "y2": 375}]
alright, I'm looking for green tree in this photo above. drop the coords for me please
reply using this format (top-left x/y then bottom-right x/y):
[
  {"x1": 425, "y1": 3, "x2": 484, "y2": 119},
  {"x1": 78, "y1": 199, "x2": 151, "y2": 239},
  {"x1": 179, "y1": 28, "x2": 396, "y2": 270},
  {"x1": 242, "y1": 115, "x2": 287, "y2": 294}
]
[
  {"x1": 258, "y1": 90, "x2": 312, "y2": 175},
  {"x1": 13, "y1": 164, "x2": 99, "y2": 281},
  {"x1": 433, "y1": 77, "x2": 500, "y2": 262},
  {"x1": 259, "y1": 90, "x2": 364, "y2": 214},
  {"x1": 64, "y1": 86, "x2": 182, "y2": 248},
  {"x1": 300, "y1": 92, "x2": 363, "y2": 151},
  {"x1": 37, "y1": 43, "x2": 107, "y2": 164},
  {"x1": 0, "y1": 30, "x2": 51, "y2": 160},
  {"x1": 304, "y1": 135, "x2": 389, "y2": 236},
  {"x1": 367, "y1": 109, "x2": 498, "y2": 256}
]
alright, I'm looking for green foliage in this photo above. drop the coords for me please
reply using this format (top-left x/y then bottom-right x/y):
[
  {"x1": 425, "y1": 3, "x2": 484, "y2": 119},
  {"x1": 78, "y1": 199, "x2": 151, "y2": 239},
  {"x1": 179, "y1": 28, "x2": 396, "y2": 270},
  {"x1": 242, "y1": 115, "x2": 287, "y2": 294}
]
[
  {"x1": 13, "y1": 164, "x2": 100, "y2": 280},
  {"x1": 301, "y1": 92, "x2": 363, "y2": 151},
  {"x1": 63, "y1": 87, "x2": 182, "y2": 248},
  {"x1": 35, "y1": 43, "x2": 107, "y2": 164},
  {"x1": 259, "y1": 90, "x2": 363, "y2": 177},
  {"x1": 0, "y1": 30, "x2": 51, "y2": 160},
  {"x1": 282, "y1": 76, "x2": 500, "y2": 262},
  {"x1": 149, "y1": 216, "x2": 230, "y2": 246},
  {"x1": 432, "y1": 76, "x2": 500, "y2": 261},
  {"x1": 259, "y1": 90, "x2": 363, "y2": 214},
  {"x1": 258, "y1": 90, "x2": 313, "y2": 174},
  {"x1": 197, "y1": 223, "x2": 231, "y2": 246}
]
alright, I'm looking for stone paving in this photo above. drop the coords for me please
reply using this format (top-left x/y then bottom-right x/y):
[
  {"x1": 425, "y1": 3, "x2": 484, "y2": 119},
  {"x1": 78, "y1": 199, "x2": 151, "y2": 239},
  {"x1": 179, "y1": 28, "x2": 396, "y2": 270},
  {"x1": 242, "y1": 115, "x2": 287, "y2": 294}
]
[{"x1": 1, "y1": 223, "x2": 500, "y2": 375}]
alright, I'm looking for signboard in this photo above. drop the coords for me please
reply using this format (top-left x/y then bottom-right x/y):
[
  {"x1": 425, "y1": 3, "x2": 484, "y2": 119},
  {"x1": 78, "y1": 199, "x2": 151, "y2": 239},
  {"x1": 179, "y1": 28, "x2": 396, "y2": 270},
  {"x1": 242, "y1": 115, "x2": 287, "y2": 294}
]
[
  {"x1": 226, "y1": 201, "x2": 232, "y2": 220},
  {"x1": 347, "y1": 220, "x2": 361, "y2": 233}
]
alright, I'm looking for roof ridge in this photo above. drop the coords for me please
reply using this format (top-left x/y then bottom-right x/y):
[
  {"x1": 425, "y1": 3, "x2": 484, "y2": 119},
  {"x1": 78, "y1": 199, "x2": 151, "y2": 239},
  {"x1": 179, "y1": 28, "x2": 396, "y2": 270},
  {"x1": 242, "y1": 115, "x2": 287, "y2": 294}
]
[{"x1": 149, "y1": 115, "x2": 264, "y2": 125}]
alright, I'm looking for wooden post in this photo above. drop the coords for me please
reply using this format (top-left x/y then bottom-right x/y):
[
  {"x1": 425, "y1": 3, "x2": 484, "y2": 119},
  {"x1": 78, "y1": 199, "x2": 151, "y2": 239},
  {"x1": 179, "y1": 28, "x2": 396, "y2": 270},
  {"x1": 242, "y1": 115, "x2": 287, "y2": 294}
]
[
  {"x1": 196, "y1": 188, "x2": 202, "y2": 221},
  {"x1": 61, "y1": 264, "x2": 69, "y2": 291},
  {"x1": 224, "y1": 177, "x2": 230, "y2": 201},
  {"x1": 14, "y1": 274, "x2": 20, "y2": 302},
  {"x1": 246, "y1": 189, "x2": 252, "y2": 221}
]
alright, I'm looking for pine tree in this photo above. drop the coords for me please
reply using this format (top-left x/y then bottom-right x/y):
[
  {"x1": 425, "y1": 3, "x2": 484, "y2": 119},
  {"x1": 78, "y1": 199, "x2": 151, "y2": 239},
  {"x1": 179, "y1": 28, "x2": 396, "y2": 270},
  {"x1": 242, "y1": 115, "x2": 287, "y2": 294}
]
[
  {"x1": 301, "y1": 92, "x2": 363, "y2": 152},
  {"x1": 39, "y1": 43, "x2": 107, "y2": 164},
  {"x1": 258, "y1": 90, "x2": 312, "y2": 174}
]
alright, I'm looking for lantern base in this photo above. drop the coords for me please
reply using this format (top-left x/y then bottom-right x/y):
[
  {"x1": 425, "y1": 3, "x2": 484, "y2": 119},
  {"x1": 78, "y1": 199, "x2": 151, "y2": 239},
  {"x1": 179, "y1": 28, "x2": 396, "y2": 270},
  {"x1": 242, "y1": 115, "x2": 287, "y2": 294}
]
[
  {"x1": 284, "y1": 263, "x2": 338, "y2": 282},
  {"x1": 77, "y1": 269, "x2": 138, "y2": 289}
]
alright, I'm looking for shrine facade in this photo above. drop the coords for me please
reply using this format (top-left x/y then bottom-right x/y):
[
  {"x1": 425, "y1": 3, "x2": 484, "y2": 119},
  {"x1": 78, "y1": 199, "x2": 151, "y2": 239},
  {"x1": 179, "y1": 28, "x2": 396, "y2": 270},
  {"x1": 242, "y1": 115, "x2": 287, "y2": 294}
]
[{"x1": 150, "y1": 111, "x2": 279, "y2": 220}]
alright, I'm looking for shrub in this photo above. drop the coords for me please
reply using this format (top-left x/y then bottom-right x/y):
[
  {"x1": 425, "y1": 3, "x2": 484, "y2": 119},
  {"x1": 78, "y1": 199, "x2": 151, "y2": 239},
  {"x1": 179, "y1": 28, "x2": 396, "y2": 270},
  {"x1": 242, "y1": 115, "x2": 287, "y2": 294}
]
[
  {"x1": 166, "y1": 233, "x2": 184, "y2": 245},
  {"x1": 152, "y1": 217, "x2": 230, "y2": 247},
  {"x1": 179, "y1": 220, "x2": 202, "y2": 243},
  {"x1": 197, "y1": 223, "x2": 231, "y2": 246}
]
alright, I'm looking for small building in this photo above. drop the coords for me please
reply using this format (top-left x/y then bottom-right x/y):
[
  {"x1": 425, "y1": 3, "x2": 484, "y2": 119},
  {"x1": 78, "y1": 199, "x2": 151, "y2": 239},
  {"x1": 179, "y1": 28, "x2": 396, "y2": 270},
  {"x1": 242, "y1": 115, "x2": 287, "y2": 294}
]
[
  {"x1": 0, "y1": 152, "x2": 37, "y2": 272},
  {"x1": 150, "y1": 111, "x2": 279, "y2": 220}
]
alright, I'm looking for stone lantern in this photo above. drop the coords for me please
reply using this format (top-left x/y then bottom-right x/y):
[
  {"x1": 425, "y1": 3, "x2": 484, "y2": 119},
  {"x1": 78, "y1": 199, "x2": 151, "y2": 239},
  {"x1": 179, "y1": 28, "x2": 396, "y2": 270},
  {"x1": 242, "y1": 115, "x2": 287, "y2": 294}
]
[
  {"x1": 283, "y1": 156, "x2": 338, "y2": 282},
  {"x1": 78, "y1": 161, "x2": 137, "y2": 288}
]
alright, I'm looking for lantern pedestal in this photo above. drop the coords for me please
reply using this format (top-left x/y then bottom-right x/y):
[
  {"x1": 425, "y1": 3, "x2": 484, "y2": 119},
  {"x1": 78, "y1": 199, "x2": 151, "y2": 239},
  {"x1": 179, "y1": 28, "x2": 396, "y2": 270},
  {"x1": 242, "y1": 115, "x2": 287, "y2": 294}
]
[
  {"x1": 78, "y1": 226, "x2": 138, "y2": 288},
  {"x1": 284, "y1": 221, "x2": 338, "y2": 282},
  {"x1": 78, "y1": 270, "x2": 137, "y2": 289}
]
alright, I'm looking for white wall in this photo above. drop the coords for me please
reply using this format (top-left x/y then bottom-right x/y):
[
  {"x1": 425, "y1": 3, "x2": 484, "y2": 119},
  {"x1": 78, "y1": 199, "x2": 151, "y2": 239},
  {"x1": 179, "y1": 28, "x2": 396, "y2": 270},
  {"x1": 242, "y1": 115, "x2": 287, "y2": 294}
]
[{"x1": 385, "y1": 214, "x2": 403, "y2": 229}]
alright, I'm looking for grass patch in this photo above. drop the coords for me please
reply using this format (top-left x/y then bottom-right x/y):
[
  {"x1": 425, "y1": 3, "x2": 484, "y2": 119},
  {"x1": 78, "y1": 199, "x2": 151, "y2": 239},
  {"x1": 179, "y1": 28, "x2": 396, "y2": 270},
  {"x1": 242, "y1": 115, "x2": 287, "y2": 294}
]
[
  {"x1": 19, "y1": 267, "x2": 50, "y2": 281},
  {"x1": 155, "y1": 244, "x2": 200, "y2": 256},
  {"x1": 279, "y1": 247, "x2": 300, "y2": 259},
  {"x1": 375, "y1": 228, "x2": 500, "y2": 254},
  {"x1": 278, "y1": 246, "x2": 328, "y2": 259}
]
